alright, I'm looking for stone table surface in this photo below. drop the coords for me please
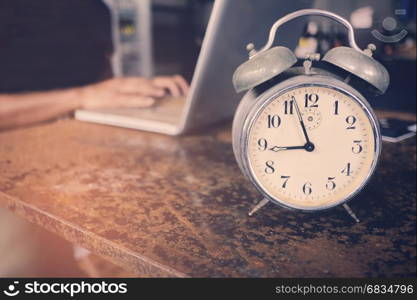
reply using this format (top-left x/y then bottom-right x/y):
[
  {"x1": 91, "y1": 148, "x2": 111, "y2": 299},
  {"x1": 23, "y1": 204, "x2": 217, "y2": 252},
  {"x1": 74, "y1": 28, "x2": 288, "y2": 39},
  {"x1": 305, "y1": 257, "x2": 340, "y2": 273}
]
[{"x1": 0, "y1": 115, "x2": 415, "y2": 277}]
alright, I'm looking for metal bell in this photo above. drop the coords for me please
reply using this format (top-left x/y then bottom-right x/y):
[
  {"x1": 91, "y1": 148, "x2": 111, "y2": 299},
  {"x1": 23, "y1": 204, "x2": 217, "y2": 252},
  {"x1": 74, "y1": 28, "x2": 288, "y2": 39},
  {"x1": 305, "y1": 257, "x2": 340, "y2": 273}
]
[
  {"x1": 232, "y1": 46, "x2": 297, "y2": 93},
  {"x1": 323, "y1": 46, "x2": 390, "y2": 94}
]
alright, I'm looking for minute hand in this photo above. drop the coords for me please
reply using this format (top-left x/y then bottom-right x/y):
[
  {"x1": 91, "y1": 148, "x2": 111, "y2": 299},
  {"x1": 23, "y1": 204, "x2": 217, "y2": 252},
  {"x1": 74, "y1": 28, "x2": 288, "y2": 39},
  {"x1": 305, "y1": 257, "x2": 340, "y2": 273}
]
[{"x1": 292, "y1": 99, "x2": 312, "y2": 144}]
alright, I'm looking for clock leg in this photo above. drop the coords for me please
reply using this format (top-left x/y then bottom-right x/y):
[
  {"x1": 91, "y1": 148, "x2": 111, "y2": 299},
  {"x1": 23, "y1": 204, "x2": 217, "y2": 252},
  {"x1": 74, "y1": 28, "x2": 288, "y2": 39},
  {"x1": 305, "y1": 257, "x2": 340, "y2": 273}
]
[
  {"x1": 248, "y1": 198, "x2": 270, "y2": 216},
  {"x1": 343, "y1": 203, "x2": 360, "y2": 223}
]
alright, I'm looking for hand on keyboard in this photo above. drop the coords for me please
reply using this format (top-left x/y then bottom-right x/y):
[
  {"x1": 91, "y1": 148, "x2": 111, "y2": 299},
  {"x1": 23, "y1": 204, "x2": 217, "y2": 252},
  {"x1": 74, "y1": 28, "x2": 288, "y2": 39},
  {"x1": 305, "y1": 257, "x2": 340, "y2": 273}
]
[
  {"x1": 151, "y1": 75, "x2": 189, "y2": 98},
  {"x1": 80, "y1": 75, "x2": 189, "y2": 109}
]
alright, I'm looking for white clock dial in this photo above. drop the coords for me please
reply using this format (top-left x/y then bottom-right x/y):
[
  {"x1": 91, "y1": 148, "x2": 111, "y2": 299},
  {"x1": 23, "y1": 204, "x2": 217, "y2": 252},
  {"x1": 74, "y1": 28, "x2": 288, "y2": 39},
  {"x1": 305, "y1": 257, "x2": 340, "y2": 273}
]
[{"x1": 247, "y1": 85, "x2": 378, "y2": 210}]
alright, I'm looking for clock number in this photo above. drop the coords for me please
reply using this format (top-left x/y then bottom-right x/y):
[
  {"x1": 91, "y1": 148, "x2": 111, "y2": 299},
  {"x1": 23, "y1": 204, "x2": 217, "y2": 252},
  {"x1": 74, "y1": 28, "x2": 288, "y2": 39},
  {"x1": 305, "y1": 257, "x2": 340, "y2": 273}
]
[
  {"x1": 326, "y1": 177, "x2": 336, "y2": 190},
  {"x1": 267, "y1": 115, "x2": 281, "y2": 128},
  {"x1": 264, "y1": 161, "x2": 275, "y2": 174},
  {"x1": 302, "y1": 182, "x2": 312, "y2": 195},
  {"x1": 280, "y1": 175, "x2": 290, "y2": 188},
  {"x1": 304, "y1": 93, "x2": 319, "y2": 108},
  {"x1": 334, "y1": 100, "x2": 339, "y2": 115},
  {"x1": 341, "y1": 163, "x2": 352, "y2": 176},
  {"x1": 284, "y1": 99, "x2": 294, "y2": 115},
  {"x1": 352, "y1": 140, "x2": 363, "y2": 154},
  {"x1": 346, "y1": 115, "x2": 356, "y2": 129},
  {"x1": 257, "y1": 138, "x2": 268, "y2": 151}
]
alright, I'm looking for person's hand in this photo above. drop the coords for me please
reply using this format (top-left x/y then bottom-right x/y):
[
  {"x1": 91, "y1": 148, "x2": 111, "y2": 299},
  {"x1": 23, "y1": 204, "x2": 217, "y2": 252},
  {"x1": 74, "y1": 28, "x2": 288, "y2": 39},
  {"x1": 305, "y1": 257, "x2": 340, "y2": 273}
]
[
  {"x1": 79, "y1": 75, "x2": 189, "y2": 109},
  {"x1": 151, "y1": 75, "x2": 189, "y2": 97}
]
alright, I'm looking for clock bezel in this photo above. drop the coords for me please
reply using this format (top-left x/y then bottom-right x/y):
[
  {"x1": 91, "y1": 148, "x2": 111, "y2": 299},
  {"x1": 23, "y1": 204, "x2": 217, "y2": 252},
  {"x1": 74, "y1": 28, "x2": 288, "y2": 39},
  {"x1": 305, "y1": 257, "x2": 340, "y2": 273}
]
[{"x1": 239, "y1": 75, "x2": 382, "y2": 212}]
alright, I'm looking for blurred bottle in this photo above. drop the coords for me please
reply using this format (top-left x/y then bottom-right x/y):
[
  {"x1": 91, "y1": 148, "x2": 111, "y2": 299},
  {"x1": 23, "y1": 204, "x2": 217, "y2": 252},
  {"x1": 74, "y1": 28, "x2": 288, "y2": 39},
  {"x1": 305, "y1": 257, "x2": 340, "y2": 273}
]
[
  {"x1": 103, "y1": 0, "x2": 154, "y2": 77},
  {"x1": 294, "y1": 21, "x2": 319, "y2": 58}
]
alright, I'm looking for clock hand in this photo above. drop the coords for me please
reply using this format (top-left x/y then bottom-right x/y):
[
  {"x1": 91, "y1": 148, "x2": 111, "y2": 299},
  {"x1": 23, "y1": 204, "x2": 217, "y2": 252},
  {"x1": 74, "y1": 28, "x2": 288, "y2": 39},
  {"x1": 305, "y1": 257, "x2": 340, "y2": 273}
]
[
  {"x1": 292, "y1": 99, "x2": 315, "y2": 152},
  {"x1": 292, "y1": 99, "x2": 310, "y2": 143},
  {"x1": 269, "y1": 145, "x2": 306, "y2": 152}
]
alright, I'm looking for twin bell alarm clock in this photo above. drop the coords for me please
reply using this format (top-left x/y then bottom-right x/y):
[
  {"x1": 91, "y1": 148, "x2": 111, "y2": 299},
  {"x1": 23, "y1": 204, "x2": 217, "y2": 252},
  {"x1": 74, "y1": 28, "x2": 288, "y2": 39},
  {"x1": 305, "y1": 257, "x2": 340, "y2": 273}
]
[{"x1": 232, "y1": 9, "x2": 389, "y2": 218}]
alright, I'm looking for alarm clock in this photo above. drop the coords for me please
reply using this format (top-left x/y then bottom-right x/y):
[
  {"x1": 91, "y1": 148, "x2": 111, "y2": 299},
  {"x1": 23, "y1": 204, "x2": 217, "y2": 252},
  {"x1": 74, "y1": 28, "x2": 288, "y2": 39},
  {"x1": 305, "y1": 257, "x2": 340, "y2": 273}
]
[{"x1": 232, "y1": 9, "x2": 389, "y2": 217}]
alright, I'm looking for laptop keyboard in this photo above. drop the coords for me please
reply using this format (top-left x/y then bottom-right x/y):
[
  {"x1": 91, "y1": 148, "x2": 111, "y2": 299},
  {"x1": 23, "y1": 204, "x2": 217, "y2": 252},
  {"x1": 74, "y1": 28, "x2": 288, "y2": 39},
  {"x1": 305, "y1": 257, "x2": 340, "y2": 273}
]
[{"x1": 79, "y1": 96, "x2": 186, "y2": 126}]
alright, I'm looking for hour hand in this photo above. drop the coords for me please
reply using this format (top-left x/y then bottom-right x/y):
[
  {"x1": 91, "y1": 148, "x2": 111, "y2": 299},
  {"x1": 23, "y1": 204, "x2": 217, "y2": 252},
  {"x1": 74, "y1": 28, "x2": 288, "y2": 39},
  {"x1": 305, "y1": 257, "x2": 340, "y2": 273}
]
[{"x1": 269, "y1": 145, "x2": 306, "y2": 152}]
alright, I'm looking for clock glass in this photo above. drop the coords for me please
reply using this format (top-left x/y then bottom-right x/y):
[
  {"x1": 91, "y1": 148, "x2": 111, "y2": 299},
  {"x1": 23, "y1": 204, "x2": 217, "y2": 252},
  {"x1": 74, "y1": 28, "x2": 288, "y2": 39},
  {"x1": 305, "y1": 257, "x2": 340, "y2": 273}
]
[{"x1": 247, "y1": 84, "x2": 378, "y2": 210}]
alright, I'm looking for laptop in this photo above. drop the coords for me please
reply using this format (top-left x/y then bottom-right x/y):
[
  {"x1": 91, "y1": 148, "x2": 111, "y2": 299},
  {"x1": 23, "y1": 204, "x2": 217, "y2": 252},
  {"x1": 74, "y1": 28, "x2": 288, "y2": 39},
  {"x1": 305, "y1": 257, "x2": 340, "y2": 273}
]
[{"x1": 75, "y1": 0, "x2": 305, "y2": 135}]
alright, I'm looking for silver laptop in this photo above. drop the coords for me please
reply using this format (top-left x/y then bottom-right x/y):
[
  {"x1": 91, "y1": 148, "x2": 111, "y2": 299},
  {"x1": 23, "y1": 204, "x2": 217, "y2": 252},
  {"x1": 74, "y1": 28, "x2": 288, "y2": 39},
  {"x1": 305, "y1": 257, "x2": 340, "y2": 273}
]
[{"x1": 75, "y1": 0, "x2": 306, "y2": 135}]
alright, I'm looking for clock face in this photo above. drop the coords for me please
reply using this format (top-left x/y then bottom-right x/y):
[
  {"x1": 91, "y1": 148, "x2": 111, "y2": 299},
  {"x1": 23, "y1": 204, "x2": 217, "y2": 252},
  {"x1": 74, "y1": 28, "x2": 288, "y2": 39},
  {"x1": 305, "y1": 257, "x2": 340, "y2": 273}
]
[{"x1": 247, "y1": 84, "x2": 378, "y2": 210}]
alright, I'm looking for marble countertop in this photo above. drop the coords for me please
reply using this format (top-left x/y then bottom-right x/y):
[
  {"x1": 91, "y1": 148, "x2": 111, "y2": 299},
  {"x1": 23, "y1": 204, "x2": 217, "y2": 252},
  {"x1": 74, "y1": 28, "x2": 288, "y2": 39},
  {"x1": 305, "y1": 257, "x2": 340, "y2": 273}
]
[{"x1": 0, "y1": 117, "x2": 415, "y2": 277}]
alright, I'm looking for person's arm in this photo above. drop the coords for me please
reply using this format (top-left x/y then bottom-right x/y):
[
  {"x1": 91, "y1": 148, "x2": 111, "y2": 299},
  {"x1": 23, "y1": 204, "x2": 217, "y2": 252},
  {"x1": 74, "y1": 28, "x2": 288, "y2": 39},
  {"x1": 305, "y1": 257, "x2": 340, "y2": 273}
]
[
  {"x1": 0, "y1": 88, "x2": 82, "y2": 130},
  {"x1": 0, "y1": 75, "x2": 189, "y2": 130}
]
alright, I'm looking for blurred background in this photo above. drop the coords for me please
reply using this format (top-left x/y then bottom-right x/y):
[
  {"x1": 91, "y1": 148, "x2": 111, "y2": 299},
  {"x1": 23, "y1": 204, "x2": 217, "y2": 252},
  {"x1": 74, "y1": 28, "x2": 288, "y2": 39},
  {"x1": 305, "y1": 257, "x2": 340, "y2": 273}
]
[{"x1": 0, "y1": 0, "x2": 415, "y2": 277}]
